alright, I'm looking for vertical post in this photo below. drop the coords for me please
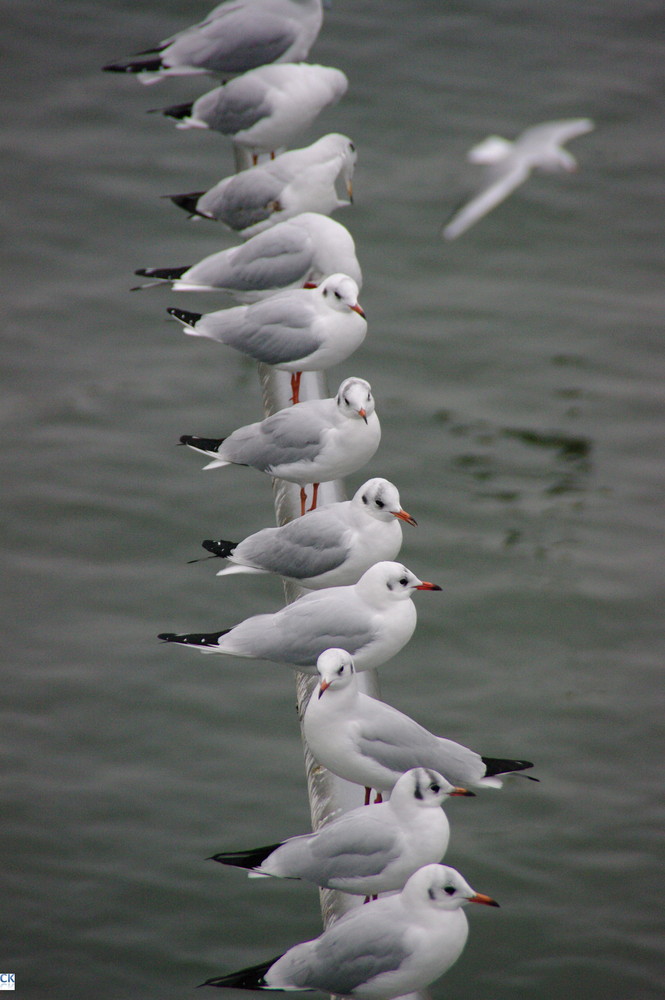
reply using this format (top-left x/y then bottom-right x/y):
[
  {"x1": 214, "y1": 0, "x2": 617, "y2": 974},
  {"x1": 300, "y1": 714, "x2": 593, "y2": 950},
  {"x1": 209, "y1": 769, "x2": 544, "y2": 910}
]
[{"x1": 258, "y1": 365, "x2": 381, "y2": 923}]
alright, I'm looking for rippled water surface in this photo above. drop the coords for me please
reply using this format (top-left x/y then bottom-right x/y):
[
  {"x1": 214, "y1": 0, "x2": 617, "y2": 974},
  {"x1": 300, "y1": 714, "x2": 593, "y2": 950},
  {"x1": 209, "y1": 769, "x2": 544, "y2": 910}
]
[{"x1": 2, "y1": 1, "x2": 664, "y2": 997}]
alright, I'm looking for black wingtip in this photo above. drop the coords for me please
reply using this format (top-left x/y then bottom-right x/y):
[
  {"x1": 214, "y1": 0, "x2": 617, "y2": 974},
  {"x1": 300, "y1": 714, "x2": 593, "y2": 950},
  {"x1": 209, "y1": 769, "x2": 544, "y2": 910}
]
[
  {"x1": 134, "y1": 265, "x2": 190, "y2": 280},
  {"x1": 199, "y1": 956, "x2": 282, "y2": 990},
  {"x1": 207, "y1": 842, "x2": 284, "y2": 870},
  {"x1": 167, "y1": 307, "x2": 202, "y2": 326},
  {"x1": 180, "y1": 434, "x2": 225, "y2": 452},
  {"x1": 169, "y1": 192, "x2": 208, "y2": 217},
  {"x1": 103, "y1": 57, "x2": 164, "y2": 74},
  {"x1": 481, "y1": 756, "x2": 535, "y2": 778},
  {"x1": 152, "y1": 101, "x2": 193, "y2": 120},
  {"x1": 201, "y1": 538, "x2": 238, "y2": 558},
  {"x1": 158, "y1": 629, "x2": 231, "y2": 647}
]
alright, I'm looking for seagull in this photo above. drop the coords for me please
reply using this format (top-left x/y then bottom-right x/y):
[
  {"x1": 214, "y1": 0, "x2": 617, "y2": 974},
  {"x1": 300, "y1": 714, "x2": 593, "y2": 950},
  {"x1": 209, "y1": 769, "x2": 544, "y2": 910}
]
[
  {"x1": 167, "y1": 273, "x2": 366, "y2": 404},
  {"x1": 133, "y1": 213, "x2": 362, "y2": 299},
  {"x1": 168, "y1": 133, "x2": 356, "y2": 235},
  {"x1": 441, "y1": 117, "x2": 595, "y2": 240},
  {"x1": 303, "y1": 649, "x2": 536, "y2": 790},
  {"x1": 151, "y1": 63, "x2": 348, "y2": 162},
  {"x1": 103, "y1": 0, "x2": 324, "y2": 85},
  {"x1": 200, "y1": 863, "x2": 498, "y2": 996},
  {"x1": 179, "y1": 376, "x2": 380, "y2": 514},
  {"x1": 158, "y1": 562, "x2": 441, "y2": 672},
  {"x1": 196, "y1": 477, "x2": 416, "y2": 590},
  {"x1": 209, "y1": 767, "x2": 473, "y2": 896}
]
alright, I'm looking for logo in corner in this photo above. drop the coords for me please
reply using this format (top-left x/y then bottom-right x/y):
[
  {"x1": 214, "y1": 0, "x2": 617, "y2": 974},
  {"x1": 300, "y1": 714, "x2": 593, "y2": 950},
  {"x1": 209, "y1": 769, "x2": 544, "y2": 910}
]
[{"x1": 0, "y1": 974, "x2": 15, "y2": 991}]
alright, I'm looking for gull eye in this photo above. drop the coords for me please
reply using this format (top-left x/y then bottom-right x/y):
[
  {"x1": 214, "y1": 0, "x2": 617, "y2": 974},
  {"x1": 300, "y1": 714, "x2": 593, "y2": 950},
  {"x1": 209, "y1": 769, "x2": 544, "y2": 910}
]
[
  {"x1": 375, "y1": 499, "x2": 384, "y2": 509},
  {"x1": 430, "y1": 783, "x2": 440, "y2": 794},
  {"x1": 334, "y1": 289, "x2": 342, "y2": 300},
  {"x1": 337, "y1": 665, "x2": 345, "y2": 675},
  {"x1": 343, "y1": 396, "x2": 349, "y2": 406},
  {"x1": 399, "y1": 577, "x2": 408, "y2": 586},
  {"x1": 349, "y1": 142, "x2": 355, "y2": 152},
  {"x1": 444, "y1": 886, "x2": 456, "y2": 896}
]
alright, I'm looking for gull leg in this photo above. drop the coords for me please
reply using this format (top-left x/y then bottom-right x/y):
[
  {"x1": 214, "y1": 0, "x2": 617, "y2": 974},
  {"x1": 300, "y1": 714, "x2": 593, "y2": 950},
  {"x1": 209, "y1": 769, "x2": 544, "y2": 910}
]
[
  {"x1": 299, "y1": 487, "x2": 307, "y2": 517},
  {"x1": 364, "y1": 787, "x2": 371, "y2": 806},
  {"x1": 290, "y1": 372, "x2": 302, "y2": 405},
  {"x1": 308, "y1": 482, "x2": 319, "y2": 511},
  {"x1": 373, "y1": 791, "x2": 383, "y2": 804}
]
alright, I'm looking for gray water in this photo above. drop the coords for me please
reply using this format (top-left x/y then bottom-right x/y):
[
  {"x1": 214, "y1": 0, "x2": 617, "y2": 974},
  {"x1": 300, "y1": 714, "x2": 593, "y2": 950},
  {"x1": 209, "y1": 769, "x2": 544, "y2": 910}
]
[{"x1": 2, "y1": 1, "x2": 664, "y2": 997}]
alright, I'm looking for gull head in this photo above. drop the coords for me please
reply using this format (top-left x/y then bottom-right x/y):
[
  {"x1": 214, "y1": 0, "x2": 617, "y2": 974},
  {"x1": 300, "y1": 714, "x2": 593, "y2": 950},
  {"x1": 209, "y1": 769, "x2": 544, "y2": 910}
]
[
  {"x1": 355, "y1": 561, "x2": 441, "y2": 606},
  {"x1": 335, "y1": 377, "x2": 374, "y2": 423},
  {"x1": 403, "y1": 864, "x2": 499, "y2": 912},
  {"x1": 352, "y1": 478, "x2": 417, "y2": 526},
  {"x1": 392, "y1": 768, "x2": 473, "y2": 812},
  {"x1": 316, "y1": 647, "x2": 356, "y2": 697},
  {"x1": 319, "y1": 273, "x2": 364, "y2": 317}
]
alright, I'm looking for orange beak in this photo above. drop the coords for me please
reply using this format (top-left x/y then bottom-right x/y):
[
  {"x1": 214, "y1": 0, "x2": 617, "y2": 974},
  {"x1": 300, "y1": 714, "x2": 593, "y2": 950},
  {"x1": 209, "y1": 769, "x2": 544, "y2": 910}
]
[
  {"x1": 357, "y1": 408, "x2": 368, "y2": 424},
  {"x1": 469, "y1": 892, "x2": 500, "y2": 908},
  {"x1": 351, "y1": 302, "x2": 366, "y2": 318},
  {"x1": 449, "y1": 787, "x2": 475, "y2": 797},
  {"x1": 393, "y1": 509, "x2": 417, "y2": 527},
  {"x1": 318, "y1": 679, "x2": 331, "y2": 699},
  {"x1": 414, "y1": 581, "x2": 441, "y2": 591}
]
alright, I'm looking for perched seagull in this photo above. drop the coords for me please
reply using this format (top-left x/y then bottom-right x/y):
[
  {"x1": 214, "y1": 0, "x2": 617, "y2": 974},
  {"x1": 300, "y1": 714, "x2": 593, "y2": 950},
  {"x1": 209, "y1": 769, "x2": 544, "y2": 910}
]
[
  {"x1": 442, "y1": 117, "x2": 595, "y2": 240},
  {"x1": 197, "y1": 477, "x2": 416, "y2": 590},
  {"x1": 151, "y1": 63, "x2": 347, "y2": 162},
  {"x1": 167, "y1": 273, "x2": 366, "y2": 404},
  {"x1": 158, "y1": 562, "x2": 441, "y2": 672},
  {"x1": 209, "y1": 768, "x2": 473, "y2": 896},
  {"x1": 133, "y1": 212, "x2": 362, "y2": 299},
  {"x1": 200, "y1": 863, "x2": 498, "y2": 996},
  {"x1": 304, "y1": 649, "x2": 536, "y2": 791},
  {"x1": 103, "y1": 0, "x2": 324, "y2": 84},
  {"x1": 179, "y1": 376, "x2": 380, "y2": 514},
  {"x1": 168, "y1": 133, "x2": 356, "y2": 235}
]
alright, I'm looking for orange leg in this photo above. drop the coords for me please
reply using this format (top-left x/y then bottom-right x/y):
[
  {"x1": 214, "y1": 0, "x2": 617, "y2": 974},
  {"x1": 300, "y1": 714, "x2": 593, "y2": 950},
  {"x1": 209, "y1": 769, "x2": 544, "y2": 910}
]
[
  {"x1": 299, "y1": 487, "x2": 308, "y2": 517},
  {"x1": 373, "y1": 791, "x2": 383, "y2": 804},
  {"x1": 308, "y1": 482, "x2": 319, "y2": 511},
  {"x1": 364, "y1": 786, "x2": 372, "y2": 806},
  {"x1": 290, "y1": 371, "x2": 302, "y2": 405}
]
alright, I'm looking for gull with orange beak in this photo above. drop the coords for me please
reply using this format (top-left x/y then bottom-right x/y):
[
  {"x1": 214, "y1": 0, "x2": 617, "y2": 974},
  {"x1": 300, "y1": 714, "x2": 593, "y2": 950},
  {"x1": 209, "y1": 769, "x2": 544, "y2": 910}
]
[
  {"x1": 180, "y1": 376, "x2": 380, "y2": 514},
  {"x1": 305, "y1": 649, "x2": 536, "y2": 794},
  {"x1": 199, "y1": 863, "x2": 498, "y2": 997},
  {"x1": 168, "y1": 273, "x2": 366, "y2": 404},
  {"x1": 193, "y1": 478, "x2": 417, "y2": 590},
  {"x1": 209, "y1": 768, "x2": 472, "y2": 897},
  {"x1": 158, "y1": 562, "x2": 441, "y2": 672}
]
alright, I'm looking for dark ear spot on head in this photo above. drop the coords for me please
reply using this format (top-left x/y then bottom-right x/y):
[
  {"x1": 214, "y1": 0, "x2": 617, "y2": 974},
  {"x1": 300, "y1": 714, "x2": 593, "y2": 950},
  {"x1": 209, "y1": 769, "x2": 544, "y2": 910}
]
[
  {"x1": 414, "y1": 776, "x2": 423, "y2": 800},
  {"x1": 428, "y1": 887, "x2": 436, "y2": 901}
]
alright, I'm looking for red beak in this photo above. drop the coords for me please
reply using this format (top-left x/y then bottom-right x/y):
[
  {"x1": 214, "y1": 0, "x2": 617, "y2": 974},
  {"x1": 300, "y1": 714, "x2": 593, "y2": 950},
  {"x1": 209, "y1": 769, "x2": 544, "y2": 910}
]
[
  {"x1": 469, "y1": 892, "x2": 500, "y2": 908},
  {"x1": 351, "y1": 302, "x2": 366, "y2": 318},
  {"x1": 357, "y1": 408, "x2": 368, "y2": 424},
  {"x1": 393, "y1": 509, "x2": 417, "y2": 527},
  {"x1": 318, "y1": 679, "x2": 331, "y2": 699},
  {"x1": 414, "y1": 581, "x2": 441, "y2": 591},
  {"x1": 449, "y1": 786, "x2": 475, "y2": 797}
]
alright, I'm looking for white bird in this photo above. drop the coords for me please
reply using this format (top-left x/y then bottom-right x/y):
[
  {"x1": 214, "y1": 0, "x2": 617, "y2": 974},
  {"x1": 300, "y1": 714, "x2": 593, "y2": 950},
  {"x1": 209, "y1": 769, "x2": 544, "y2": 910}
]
[
  {"x1": 103, "y1": 0, "x2": 324, "y2": 85},
  {"x1": 209, "y1": 768, "x2": 473, "y2": 896},
  {"x1": 158, "y1": 562, "x2": 441, "y2": 671},
  {"x1": 167, "y1": 273, "x2": 366, "y2": 404},
  {"x1": 442, "y1": 117, "x2": 595, "y2": 240},
  {"x1": 179, "y1": 376, "x2": 380, "y2": 514},
  {"x1": 196, "y1": 477, "x2": 417, "y2": 590},
  {"x1": 133, "y1": 213, "x2": 361, "y2": 300},
  {"x1": 151, "y1": 63, "x2": 348, "y2": 162},
  {"x1": 168, "y1": 133, "x2": 356, "y2": 235},
  {"x1": 303, "y1": 649, "x2": 536, "y2": 790},
  {"x1": 200, "y1": 863, "x2": 498, "y2": 997}
]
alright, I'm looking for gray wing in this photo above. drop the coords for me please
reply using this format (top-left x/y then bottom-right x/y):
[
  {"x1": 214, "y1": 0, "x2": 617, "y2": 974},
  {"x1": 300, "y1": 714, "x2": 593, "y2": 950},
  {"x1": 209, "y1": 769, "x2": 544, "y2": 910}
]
[
  {"x1": 201, "y1": 170, "x2": 284, "y2": 229},
  {"x1": 236, "y1": 515, "x2": 350, "y2": 578},
  {"x1": 518, "y1": 117, "x2": 594, "y2": 149},
  {"x1": 307, "y1": 813, "x2": 401, "y2": 880},
  {"x1": 271, "y1": 591, "x2": 376, "y2": 666},
  {"x1": 184, "y1": 223, "x2": 314, "y2": 291},
  {"x1": 222, "y1": 402, "x2": 328, "y2": 471},
  {"x1": 194, "y1": 79, "x2": 272, "y2": 133},
  {"x1": 441, "y1": 161, "x2": 530, "y2": 240},
  {"x1": 167, "y1": 12, "x2": 301, "y2": 75},
  {"x1": 355, "y1": 701, "x2": 486, "y2": 786},
  {"x1": 278, "y1": 914, "x2": 409, "y2": 994},
  {"x1": 221, "y1": 297, "x2": 322, "y2": 364}
]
